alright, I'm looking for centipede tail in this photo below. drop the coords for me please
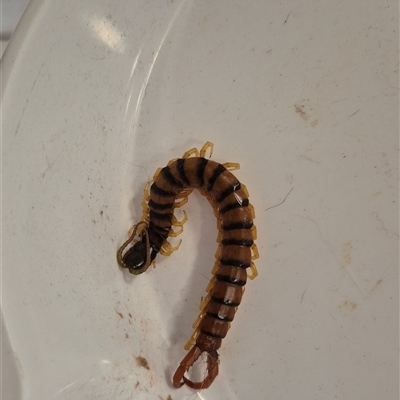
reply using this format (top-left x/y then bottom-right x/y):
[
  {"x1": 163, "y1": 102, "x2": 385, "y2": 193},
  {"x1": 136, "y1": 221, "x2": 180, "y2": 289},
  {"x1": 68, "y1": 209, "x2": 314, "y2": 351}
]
[{"x1": 118, "y1": 142, "x2": 258, "y2": 389}]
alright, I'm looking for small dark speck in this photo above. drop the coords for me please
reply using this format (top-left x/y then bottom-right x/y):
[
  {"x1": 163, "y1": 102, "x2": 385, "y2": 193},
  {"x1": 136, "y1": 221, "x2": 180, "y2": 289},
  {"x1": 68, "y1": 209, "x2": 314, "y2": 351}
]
[
  {"x1": 284, "y1": 10, "x2": 292, "y2": 24},
  {"x1": 136, "y1": 356, "x2": 150, "y2": 370},
  {"x1": 348, "y1": 109, "x2": 360, "y2": 117},
  {"x1": 300, "y1": 289, "x2": 307, "y2": 303}
]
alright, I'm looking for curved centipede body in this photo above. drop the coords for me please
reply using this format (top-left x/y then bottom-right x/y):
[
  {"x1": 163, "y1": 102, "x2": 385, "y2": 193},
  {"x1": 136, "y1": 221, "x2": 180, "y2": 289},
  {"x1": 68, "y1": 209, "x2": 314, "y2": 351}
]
[{"x1": 117, "y1": 142, "x2": 258, "y2": 389}]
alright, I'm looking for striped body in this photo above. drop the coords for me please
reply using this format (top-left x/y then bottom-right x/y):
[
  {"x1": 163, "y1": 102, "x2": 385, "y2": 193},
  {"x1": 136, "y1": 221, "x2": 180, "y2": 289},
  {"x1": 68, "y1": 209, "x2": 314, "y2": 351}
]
[{"x1": 148, "y1": 157, "x2": 254, "y2": 352}]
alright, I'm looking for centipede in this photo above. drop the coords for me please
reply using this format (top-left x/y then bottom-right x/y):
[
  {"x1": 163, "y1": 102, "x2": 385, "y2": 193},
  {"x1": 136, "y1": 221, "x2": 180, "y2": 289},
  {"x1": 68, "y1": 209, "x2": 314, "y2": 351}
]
[{"x1": 117, "y1": 142, "x2": 258, "y2": 389}]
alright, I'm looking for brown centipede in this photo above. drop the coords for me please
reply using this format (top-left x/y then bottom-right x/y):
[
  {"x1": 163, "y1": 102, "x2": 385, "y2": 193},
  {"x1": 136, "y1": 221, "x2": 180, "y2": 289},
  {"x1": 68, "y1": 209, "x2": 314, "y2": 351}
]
[{"x1": 117, "y1": 142, "x2": 258, "y2": 389}]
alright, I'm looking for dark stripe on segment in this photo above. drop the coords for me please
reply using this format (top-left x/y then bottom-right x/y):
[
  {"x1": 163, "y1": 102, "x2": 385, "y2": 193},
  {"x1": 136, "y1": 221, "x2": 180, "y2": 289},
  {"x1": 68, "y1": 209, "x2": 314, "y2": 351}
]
[
  {"x1": 196, "y1": 158, "x2": 208, "y2": 187},
  {"x1": 149, "y1": 222, "x2": 168, "y2": 252},
  {"x1": 219, "y1": 198, "x2": 249, "y2": 214},
  {"x1": 216, "y1": 182, "x2": 241, "y2": 203},
  {"x1": 177, "y1": 159, "x2": 190, "y2": 186},
  {"x1": 200, "y1": 329, "x2": 226, "y2": 339},
  {"x1": 222, "y1": 220, "x2": 253, "y2": 230},
  {"x1": 211, "y1": 295, "x2": 240, "y2": 307},
  {"x1": 148, "y1": 199, "x2": 174, "y2": 212},
  {"x1": 151, "y1": 182, "x2": 175, "y2": 197},
  {"x1": 216, "y1": 273, "x2": 246, "y2": 286},
  {"x1": 149, "y1": 210, "x2": 173, "y2": 224},
  {"x1": 205, "y1": 311, "x2": 234, "y2": 322},
  {"x1": 221, "y1": 238, "x2": 253, "y2": 247},
  {"x1": 148, "y1": 221, "x2": 169, "y2": 238},
  {"x1": 160, "y1": 167, "x2": 182, "y2": 190},
  {"x1": 220, "y1": 258, "x2": 250, "y2": 268},
  {"x1": 206, "y1": 164, "x2": 226, "y2": 191}
]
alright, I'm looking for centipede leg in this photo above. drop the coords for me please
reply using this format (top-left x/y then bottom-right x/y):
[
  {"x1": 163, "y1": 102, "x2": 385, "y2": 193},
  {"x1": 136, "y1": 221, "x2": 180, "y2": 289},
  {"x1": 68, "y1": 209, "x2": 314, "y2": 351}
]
[
  {"x1": 167, "y1": 157, "x2": 178, "y2": 167},
  {"x1": 241, "y1": 183, "x2": 249, "y2": 197},
  {"x1": 248, "y1": 262, "x2": 258, "y2": 280},
  {"x1": 171, "y1": 210, "x2": 188, "y2": 227},
  {"x1": 223, "y1": 162, "x2": 240, "y2": 171},
  {"x1": 248, "y1": 203, "x2": 256, "y2": 218},
  {"x1": 168, "y1": 225, "x2": 184, "y2": 237},
  {"x1": 251, "y1": 224, "x2": 258, "y2": 240},
  {"x1": 251, "y1": 243, "x2": 259, "y2": 260},
  {"x1": 141, "y1": 182, "x2": 151, "y2": 221},
  {"x1": 174, "y1": 197, "x2": 188, "y2": 208},
  {"x1": 175, "y1": 188, "x2": 193, "y2": 199},
  {"x1": 184, "y1": 329, "x2": 199, "y2": 351},
  {"x1": 159, "y1": 240, "x2": 182, "y2": 256},
  {"x1": 182, "y1": 147, "x2": 199, "y2": 158},
  {"x1": 200, "y1": 141, "x2": 214, "y2": 158},
  {"x1": 153, "y1": 167, "x2": 162, "y2": 181}
]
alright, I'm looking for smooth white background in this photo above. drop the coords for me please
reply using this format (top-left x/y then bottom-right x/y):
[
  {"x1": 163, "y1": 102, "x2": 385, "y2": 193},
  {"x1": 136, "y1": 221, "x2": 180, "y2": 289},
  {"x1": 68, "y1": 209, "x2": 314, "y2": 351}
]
[{"x1": 2, "y1": 1, "x2": 398, "y2": 399}]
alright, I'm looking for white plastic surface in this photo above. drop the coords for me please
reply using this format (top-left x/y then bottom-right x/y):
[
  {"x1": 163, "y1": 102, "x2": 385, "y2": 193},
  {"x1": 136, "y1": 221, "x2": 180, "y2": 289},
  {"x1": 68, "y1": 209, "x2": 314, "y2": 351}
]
[{"x1": 2, "y1": 0, "x2": 398, "y2": 399}]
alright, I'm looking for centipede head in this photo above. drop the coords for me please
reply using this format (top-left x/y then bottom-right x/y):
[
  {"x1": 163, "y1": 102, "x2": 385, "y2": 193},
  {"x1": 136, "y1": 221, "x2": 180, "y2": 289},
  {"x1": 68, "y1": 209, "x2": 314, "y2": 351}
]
[
  {"x1": 122, "y1": 239, "x2": 150, "y2": 274},
  {"x1": 117, "y1": 221, "x2": 152, "y2": 275}
]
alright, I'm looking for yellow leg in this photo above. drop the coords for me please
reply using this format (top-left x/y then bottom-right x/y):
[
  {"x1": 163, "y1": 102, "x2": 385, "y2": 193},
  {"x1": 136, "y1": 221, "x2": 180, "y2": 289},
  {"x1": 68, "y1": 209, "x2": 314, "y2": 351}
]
[
  {"x1": 241, "y1": 183, "x2": 249, "y2": 197},
  {"x1": 214, "y1": 245, "x2": 222, "y2": 259},
  {"x1": 159, "y1": 239, "x2": 182, "y2": 256},
  {"x1": 172, "y1": 210, "x2": 188, "y2": 226},
  {"x1": 223, "y1": 162, "x2": 240, "y2": 171},
  {"x1": 153, "y1": 167, "x2": 162, "y2": 181},
  {"x1": 141, "y1": 182, "x2": 151, "y2": 221},
  {"x1": 251, "y1": 224, "x2": 258, "y2": 240},
  {"x1": 184, "y1": 329, "x2": 199, "y2": 351},
  {"x1": 248, "y1": 262, "x2": 258, "y2": 280},
  {"x1": 143, "y1": 182, "x2": 151, "y2": 199},
  {"x1": 199, "y1": 141, "x2": 214, "y2": 158},
  {"x1": 192, "y1": 311, "x2": 205, "y2": 329},
  {"x1": 141, "y1": 183, "x2": 150, "y2": 208},
  {"x1": 206, "y1": 276, "x2": 216, "y2": 293},
  {"x1": 169, "y1": 225, "x2": 184, "y2": 237},
  {"x1": 248, "y1": 203, "x2": 255, "y2": 218},
  {"x1": 167, "y1": 157, "x2": 178, "y2": 167},
  {"x1": 175, "y1": 188, "x2": 193, "y2": 199},
  {"x1": 174, "y1": 197, "x2": 188, "y2": 208},
  {"x1": 251, "y1": 243, "x2": 259, "y2": 260},
  {"x1": 211, "y1": 260, "x2": 219, "y2": 274},
  {"x1": 199, "y1": 292, "x2": 211, "y2": 310},
  {"x1": 182, "y1": 147, "x2": 199, "y2": 158}
]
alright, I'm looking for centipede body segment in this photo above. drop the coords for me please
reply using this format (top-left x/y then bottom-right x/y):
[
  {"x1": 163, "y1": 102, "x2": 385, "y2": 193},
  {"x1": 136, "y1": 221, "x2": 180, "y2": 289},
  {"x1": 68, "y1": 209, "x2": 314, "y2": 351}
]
[{"x1": 117, "y1": 142, "x2": 258, "y2": 389}]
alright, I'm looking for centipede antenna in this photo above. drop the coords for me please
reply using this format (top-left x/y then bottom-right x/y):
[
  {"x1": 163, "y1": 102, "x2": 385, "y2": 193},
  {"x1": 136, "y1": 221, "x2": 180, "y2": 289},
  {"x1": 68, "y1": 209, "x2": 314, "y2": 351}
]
[{"x1": 117, "y1": 221, "x2": 150, "y2": 270}]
